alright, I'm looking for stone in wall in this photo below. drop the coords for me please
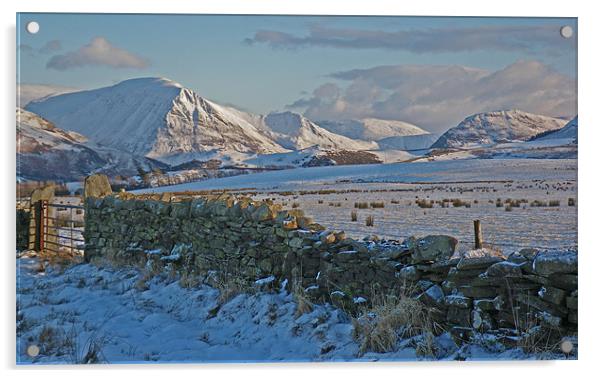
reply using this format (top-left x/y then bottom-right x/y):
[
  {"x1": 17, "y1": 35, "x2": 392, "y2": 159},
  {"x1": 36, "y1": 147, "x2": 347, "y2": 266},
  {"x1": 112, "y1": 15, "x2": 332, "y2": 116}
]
[
  {"x1": 84, "y1": 174, "x2": 112, "y2": 198},
  {"x1": 407, "y1": 235, "x2": 458, "y2": 263}
]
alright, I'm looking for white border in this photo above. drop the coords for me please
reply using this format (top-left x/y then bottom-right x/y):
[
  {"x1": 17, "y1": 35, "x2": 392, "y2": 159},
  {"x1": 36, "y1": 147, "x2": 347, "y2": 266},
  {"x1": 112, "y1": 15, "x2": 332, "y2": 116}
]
[{"x1": 2, "y1": 1, "x2": 600, "y2": 377}]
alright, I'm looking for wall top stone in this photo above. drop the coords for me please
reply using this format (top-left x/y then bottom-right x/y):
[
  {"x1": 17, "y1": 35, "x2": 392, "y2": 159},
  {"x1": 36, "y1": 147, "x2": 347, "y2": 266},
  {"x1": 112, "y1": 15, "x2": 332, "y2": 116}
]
[{"x1": 84, "y1": 174, "x2": 112, "y2": 198}]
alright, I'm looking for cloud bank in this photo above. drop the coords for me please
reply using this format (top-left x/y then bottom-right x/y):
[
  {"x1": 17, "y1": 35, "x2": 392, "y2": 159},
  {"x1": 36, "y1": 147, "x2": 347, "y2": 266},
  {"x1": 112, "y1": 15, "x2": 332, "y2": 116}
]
[
  {"x1": 46, "y1": 37, "x2": 149, "y2": 70},
  {"x1": 287, "y1": 60, "x2": 576, "y2": 133},
  {"x1": 245, "y1": 25, "x2": 574, "y2": 55},
  {"x1": 19, "y1": 40, "x2": 62, "y2": 56}
]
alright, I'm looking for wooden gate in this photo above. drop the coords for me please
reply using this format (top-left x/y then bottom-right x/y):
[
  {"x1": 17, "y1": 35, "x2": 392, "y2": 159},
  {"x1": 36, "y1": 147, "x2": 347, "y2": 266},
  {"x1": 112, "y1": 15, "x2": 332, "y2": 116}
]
[{"x1": 32, "y1": 199, "x2": 85, "y2": 258}]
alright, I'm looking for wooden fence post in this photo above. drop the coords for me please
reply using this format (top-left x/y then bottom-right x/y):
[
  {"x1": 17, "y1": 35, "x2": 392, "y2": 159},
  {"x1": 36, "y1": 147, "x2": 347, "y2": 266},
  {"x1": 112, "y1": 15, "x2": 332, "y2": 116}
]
[
  {"x1": 474, "y1": 219, "x2": 483, "y2": 249},
  {"x1": 33, "y1": 200, "x2": 44, "y2": 252}
]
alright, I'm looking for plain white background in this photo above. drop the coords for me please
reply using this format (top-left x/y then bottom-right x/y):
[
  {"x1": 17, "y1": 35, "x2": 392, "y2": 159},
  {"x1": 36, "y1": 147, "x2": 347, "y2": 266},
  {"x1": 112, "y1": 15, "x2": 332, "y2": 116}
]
[{"x1": 1, "y1": 0, "x2": 600, "y2": 376}]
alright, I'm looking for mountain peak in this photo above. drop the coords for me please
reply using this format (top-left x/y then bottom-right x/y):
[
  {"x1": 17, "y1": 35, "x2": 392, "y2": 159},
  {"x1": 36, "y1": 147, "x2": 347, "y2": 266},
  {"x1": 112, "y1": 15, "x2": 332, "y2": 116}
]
[
  {"x1": 264, "y1": 111, "x2": 306, "y2": 135},
  {"x1": 25, "y1": 78, "x2": 287, "y2": 162},
  {"x1": 261, "y1": 111, "x2": 377, "y2": 151},
  {"x1": 112, "y1": 77, "x2": 184, "y2": 90},
  {"x1": 317, "y1": 118, "x2": 428, "y2": 142},
  {"x1": 432, "y1": 110, "x2": 568, "y2": 148}
]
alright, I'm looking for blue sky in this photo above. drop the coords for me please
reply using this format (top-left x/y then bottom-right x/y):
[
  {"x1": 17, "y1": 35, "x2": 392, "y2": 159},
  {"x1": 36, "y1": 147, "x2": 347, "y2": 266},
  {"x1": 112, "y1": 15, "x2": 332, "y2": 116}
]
[{"x1": 17, "y1": 13, "x2": 577, "y2": 132}]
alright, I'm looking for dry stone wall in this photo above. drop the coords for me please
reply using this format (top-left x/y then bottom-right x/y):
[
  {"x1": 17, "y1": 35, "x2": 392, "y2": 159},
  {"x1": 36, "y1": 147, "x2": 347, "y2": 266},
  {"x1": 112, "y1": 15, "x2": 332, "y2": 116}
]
[{"x1": 84, "y1": 194, "x2": 577, "y2": 339}]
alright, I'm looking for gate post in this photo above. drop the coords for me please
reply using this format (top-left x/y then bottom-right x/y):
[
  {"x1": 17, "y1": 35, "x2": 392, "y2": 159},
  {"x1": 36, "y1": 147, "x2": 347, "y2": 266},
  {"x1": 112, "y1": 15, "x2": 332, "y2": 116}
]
[
  {"x1": 33, "y1": 200, "x2": 47, "y2": 253},
  {"x1": 28, "y1": 185, "x2": 55, "y2": 252}
]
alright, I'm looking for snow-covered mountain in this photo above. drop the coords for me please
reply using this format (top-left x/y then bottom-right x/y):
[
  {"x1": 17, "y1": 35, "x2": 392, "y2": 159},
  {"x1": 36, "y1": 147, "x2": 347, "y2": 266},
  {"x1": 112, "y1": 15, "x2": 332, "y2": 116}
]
[
  {"x1": 26, "y1": 78, "x2": 288, "y2": 163},
  {"x1": 431, "y1": 110, "x2": 569, "y2": 149},
  {"x1": 22, "y1": 77, "x2": 577, "y2": 181},
  {"x1": 17, "y1": 108, "x2": 165, "y2": 181},
  {"x1": 258, "y1": 112, "x2": 377, "y2": 151},
  {"x1": 17, "y1": 83, "x2": 78, "y2": 107},
  {"x1": 377, "y1": 134, "x2": 440, "y2": 151},
  {"x1": 26, "y1": 78, "x2": 389, "y2": 166},
  {"x1": 318, "y1": 118, "x2": 428, "y2": 142},
  {"x1": 532, "y1": 116, "x2": 577, "y2": 142},
  {"x1": 17, "y1": 107, "x2": 88, "y2": 151}
]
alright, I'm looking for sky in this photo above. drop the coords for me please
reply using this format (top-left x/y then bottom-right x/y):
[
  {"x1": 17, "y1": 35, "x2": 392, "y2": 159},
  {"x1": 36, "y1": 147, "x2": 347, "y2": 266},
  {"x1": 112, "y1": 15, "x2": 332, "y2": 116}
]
[{"x1": 17, "y1": 13, "x2": 577, "y2": 133}]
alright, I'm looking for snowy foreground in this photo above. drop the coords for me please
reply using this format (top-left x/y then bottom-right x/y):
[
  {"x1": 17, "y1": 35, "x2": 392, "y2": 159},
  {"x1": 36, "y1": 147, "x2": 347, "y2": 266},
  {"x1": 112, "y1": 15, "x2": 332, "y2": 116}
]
[{"x1": 17, "y1": 255, "x2": 564, "y2": 364}]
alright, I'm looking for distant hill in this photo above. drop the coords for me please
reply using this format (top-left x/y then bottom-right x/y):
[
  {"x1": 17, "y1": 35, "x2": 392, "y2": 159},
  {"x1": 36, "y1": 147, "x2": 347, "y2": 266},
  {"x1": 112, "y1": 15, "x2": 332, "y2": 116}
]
[
  {"x1": 317, "y1": 118, "x2": 428, "y2": 142},
  {"x1": 431, "y1": 110, "x2": 568, "y2": 149}
]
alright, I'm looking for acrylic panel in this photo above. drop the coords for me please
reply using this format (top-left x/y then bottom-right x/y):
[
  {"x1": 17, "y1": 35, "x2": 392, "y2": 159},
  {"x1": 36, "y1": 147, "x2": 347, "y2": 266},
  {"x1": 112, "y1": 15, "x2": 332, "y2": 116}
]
[{"x1": 16, "y1": 13, "x2": 578, "y2": 364}]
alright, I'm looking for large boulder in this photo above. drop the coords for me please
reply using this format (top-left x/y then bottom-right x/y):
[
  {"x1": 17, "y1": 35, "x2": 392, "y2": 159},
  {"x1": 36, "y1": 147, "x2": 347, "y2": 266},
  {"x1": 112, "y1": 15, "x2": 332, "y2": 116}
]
[
  {"x1": 84, "y1": 174, "x2": 112, "y2": 198},
  {"x1": 30, "y1": 184, "x2": 55, "y2": 204},
  {"x1": 409, "y1": 235, "x2": 458, "y2": 263}
]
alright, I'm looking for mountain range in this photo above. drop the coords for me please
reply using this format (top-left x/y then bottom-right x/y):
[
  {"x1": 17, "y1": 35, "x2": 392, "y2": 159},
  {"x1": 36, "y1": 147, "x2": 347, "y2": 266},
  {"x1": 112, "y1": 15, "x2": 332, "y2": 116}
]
[{"x1": 19, "y1": 77, "x2": 577, "y2": 181}]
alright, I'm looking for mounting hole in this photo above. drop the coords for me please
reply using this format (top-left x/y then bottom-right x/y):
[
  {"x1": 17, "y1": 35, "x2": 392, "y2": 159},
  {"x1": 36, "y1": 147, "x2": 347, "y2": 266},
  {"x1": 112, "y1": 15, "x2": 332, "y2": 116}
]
[
  {"x1": 26, "y1": 21, "x2": 40, "y2": 34},
  {"x1": 560, "y1": 25, "x2": 573, "y2": 39},
  {"x1": 26, "y1": 344, "x2": 40, "y2": 357},
  {"x1": 560, "y1": 339, "x2": 574, "y2": 354}
]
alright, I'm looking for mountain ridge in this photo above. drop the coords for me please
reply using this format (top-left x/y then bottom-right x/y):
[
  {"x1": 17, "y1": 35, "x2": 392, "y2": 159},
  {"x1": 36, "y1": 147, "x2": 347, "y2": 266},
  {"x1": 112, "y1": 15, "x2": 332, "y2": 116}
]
[{"x1": 17, "y1": 107, "x2": 166, "y2": 181}]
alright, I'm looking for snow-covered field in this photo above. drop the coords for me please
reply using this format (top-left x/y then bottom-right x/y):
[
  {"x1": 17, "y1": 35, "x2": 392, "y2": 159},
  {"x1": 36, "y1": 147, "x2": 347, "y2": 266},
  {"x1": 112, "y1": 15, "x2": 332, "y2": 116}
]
[
  {"x1": 138, "y1": 159, "x2": 577, "y2": 254},
  {"x1": 17, "y1": 255, "x2": 560, "y2": 364}
]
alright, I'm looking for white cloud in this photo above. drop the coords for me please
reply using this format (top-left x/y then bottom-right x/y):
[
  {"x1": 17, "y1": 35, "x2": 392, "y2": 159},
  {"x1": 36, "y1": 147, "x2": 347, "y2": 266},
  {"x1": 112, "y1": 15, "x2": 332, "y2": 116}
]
[
  {"x1": 288, "y1": 60, "x2": 576, "y2": 133},
  {"x1": 46, "y1": 37, "x2": 149, "y2": 70}
]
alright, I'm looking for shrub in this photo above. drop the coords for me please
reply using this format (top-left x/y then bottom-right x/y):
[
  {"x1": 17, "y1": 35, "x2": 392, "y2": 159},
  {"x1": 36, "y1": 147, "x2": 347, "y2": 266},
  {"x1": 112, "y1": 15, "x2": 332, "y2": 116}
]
[
  {"x1": 355, "y1": 202, "x2": 369, "y2": 209},
  {"x1": 505, "y1": 204, "x2": 513, "y2": 212},
  {"x1": 351, "y1": 210, "x2": 358, "y2": 222},
  {"x1": 211, "y1": 273, "x2": 252, "y2": 305},
  {"x1": 451, "y1": 199, "x2": 465, "y2": 207},
  {"x1": 292, "y1": 202, "x2": 300, "y2": 208},
  {"x1": 416, "y1": 199, "x2": 434, "y2": 209},
  {"x1": 365, "y1": 215, "x2": 375, "y2": 227},
  {"x1": 293, "y1": 284, "x2": 313, "y2": 318},
  {"x1": 530, "y1": 200, "x2": 547, "y2": 207},
  {"x1": 568, "y1": 198, "x2": 576, "y2": 206},
  {"x1": 370, "y1": 202, "x2": 385, "y2": 209},
  {"x1": 352, "y1": 294, "x2": 439, "y2": 355},
  {"x1": 548, "y1": 200, "x2": 560, "y2": 207}
]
